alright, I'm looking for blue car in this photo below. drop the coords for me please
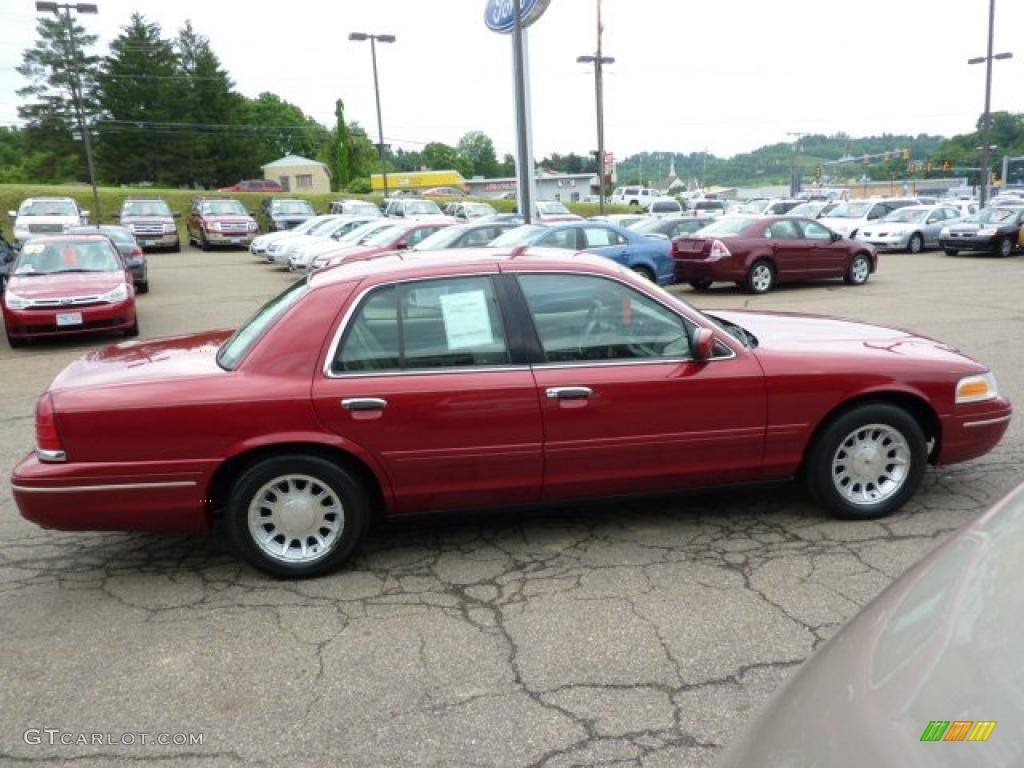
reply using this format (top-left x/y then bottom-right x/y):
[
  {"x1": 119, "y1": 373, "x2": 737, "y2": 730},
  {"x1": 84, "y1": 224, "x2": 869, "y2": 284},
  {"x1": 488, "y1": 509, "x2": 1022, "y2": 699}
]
[{"x1": 487, "y1": 221, "x2": 675, "y2": 284}]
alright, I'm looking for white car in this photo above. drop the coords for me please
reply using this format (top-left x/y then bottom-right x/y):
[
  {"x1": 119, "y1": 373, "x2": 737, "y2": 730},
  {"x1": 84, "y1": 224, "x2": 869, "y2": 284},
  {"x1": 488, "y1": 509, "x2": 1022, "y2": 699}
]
[
  {"x1": 9, "y1": 197, "x2": 89, "y2": 246},
  {"x1": 290, "y1": 220, "x2": 397, "y2": 273},
  {"x1": 273, "y1": 216, "x2": 377, "y2": 267},
  {"x1": 250, "y1": 215, "x2": 339, "y2": 258},
  {"x1": 611, "y1": 186, "x2": 658, "y2": 207},
  {"x1": 819, "y1": 198, "x2": 917, "y2": 239},
  {"x1": 383, "y1": 198, "x2": 450, "y2": 221},
  {"x1": 645, "y1": 198, "x2": 684, "y2": 217},
  {"x1": 857, "y1": 204, "x2": 963, "y2": 253}
]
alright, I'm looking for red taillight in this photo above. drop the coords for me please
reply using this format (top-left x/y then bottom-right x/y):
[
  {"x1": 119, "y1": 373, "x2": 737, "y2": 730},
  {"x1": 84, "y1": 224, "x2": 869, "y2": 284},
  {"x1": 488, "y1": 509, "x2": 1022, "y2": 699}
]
[
  {"x1": 709, "y1": 239, "x2": 732, "y2": 261},
  {"x1": 35, "y1": 393, "x2": 65, "y2": 461}
]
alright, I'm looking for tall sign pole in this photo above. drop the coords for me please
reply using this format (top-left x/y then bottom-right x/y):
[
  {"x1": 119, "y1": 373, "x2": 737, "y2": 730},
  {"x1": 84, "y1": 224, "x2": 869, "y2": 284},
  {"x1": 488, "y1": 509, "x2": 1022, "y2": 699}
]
[{"x1": 485, "y1": 0, "x2": 549, "y2": 224}]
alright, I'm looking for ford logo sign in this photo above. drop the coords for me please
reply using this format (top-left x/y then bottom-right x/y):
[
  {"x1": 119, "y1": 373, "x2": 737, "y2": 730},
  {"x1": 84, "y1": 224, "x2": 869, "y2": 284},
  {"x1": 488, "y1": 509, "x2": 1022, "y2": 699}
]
[{"x1": 484, "y1": 0, "x2": 551, "y2": 33}]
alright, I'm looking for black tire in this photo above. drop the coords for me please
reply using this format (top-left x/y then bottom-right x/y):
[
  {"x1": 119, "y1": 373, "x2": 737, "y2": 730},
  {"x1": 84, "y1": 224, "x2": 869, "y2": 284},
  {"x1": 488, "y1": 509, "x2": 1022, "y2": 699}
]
[
  {"x1": 171, "y1": 241, "x2": 181, "y2": 253},
  {"x1": 225, "y1": 454, "x2": 369, "y2": 578},
  {"x1": 844, "y1": 253, "x2": 871, "y2": 286},
  {"x1": 6, "y1": 330, "x2": 26, "y2": 348},
  {"x1": 907, "y1": 233, "x2": 923, "y2": 254},
  {"x1": 137, "y1": 281, "x2": 149, "y2": 294},
  {"x1": 943, "y1": 248, "x2": 959, "y2": 256},
  {"x1": 632, "y1": 266, "x2": 655, "y2": 282},
  {"x1": 744, "y1": 259, "x2": 774, "y2": 294},
  {"x1": 199, "y1": 231, "x2": 210, "y2": 252},
  {"x1": 689, "y1": 278, "x2": 713, "y2": 291},
  {"x1": 804, "y1": 403, "x2": 927, "y2": 520},
  {"x1": 997, "y1": 237, "x2": 1013, "y2": 257},
  {"x1": 123, "y1": 317, "x2": 139, "y2": 337}
]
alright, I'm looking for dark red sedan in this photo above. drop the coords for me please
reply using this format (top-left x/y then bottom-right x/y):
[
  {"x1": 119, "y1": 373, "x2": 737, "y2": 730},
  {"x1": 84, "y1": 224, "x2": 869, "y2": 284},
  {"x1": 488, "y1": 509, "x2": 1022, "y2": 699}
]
[
  {"x1": 673, "y1": 216, "x2": 877, "y2": 293},
  {"x1": 11, "y1": 250, "x2": 1010, "y2": 577},
  {"x1": 3, "y1": 235, "x2": 138, "y2": 347},
  {"x1": 310, "y1": 221, "x2": 453, "y2": 271}
]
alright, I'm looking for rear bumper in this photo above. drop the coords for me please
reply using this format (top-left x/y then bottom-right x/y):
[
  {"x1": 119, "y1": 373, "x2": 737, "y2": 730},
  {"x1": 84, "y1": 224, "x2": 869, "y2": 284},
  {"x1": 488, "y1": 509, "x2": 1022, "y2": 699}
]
[
  {"x1": 674, "y1": 258, "x2": 742, "y2": 282},
  {"x1": 936, "y1": 399, "x2": 1013, "y2": 465},
  {"x1": 3, "y1": 299, "x2": 136, "y2": 340},
  {"x1": 11, "y1": 452, "x2": 211, "y2": 532}
]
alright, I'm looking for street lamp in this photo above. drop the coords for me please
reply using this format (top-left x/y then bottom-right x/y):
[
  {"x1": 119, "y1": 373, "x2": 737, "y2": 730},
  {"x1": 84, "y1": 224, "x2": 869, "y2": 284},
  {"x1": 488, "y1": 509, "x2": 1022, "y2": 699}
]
[
  {"x1": 577, "y1": 0, "x2": 613, "y2": 215},
  {"x1": 349, "y1": 32, "x2": 396, "y2": 200},
  {"x1": 36, "y1": 1, "x2": 101, "y2": 223},
  {"x1": 968, "y1": 0, "x2": 1013, "y2": 207}
]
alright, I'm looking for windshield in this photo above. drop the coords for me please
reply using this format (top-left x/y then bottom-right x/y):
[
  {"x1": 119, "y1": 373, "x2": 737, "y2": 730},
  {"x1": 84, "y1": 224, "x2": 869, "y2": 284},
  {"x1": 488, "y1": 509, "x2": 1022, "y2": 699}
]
[
  {"x1": 882, "y1": 209, "x2": 928, "y2": 223},
  {"x1": 68, "y1": 226, "x2": 135, "y2": 245},
  {"x1": 202, "y1": 200, "x2": 247, "y2": 216},
  {"x1": 271, "y1": 200, "x2": 315, "y2": 215},
  {"x1": 304, "y1": 217, "x2": 342, "y2": 235},
  {"x1": 629, "y1": 218, "x2": 671, "y2": 234},
  {"x1": 537, "y1": 201, "x2": 570, "y2": 215},
  {"x1": 19, "y1": 200, "x2": 79, "y2": 217},
  {"x1": 14, "y1": 239, "x2": 122, "y2": 275},
  {"x1": 338, "y1": 221, "x2": 394, "y2": 244},
  {"x1": 218, "y1": 278, "x2": 309, "y2": 369},
  {"x1": 787, "y1": 203, "x2": 823, "y2": 217},
  {"x1": 488, "y1": 225, "x2": 546, "y2": 247},
  {"x1": 345, "y1": 203, "x2": 380, "y2": 217},
  {"x1": 364, "y1": 225, "x2": 406, "y2": 247},
  {"x1": 122, "y1": 200, "x2": 172, "y2": 217},
  {"x1": 403, "y1": 200, "x2": 442, "y2": 216},
  {"x1": 977, "y1": 207, "x2": 1017, "y2": 224},
  {"x1": 827, "y1": 201, "x2": 870, "y2": 218},
  {"x1": 698, "y1": 217, "x2": 756, "y2": 235},
  {"x1": 412, "y1": 227, "x2": 467, "y2": 250},
  {"x1": 465, "y1": 203, "x2": 497, "y2": 217},
  {"x1": 732, "y1": 203, "x2": 764, "y2": 214}
]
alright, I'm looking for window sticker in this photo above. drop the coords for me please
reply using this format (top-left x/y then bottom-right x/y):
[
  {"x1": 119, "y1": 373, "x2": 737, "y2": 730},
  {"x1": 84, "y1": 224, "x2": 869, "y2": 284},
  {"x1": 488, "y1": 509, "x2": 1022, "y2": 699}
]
[{"x1": 440, "y1": 290, "x2": 493, "y2": 350}]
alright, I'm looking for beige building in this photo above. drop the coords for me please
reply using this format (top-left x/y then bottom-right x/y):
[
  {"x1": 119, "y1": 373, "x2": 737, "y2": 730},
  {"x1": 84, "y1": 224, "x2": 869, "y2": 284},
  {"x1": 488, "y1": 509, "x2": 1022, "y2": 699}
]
[{"x1": 262, "y1": 155, "x2": 331, "y2": 194}]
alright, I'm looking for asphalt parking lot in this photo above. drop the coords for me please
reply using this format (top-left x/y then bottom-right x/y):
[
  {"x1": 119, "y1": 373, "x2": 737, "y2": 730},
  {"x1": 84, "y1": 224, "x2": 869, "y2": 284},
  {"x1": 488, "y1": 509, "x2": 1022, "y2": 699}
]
[{"x1": 1, "y1": 245, "x2": 1022, "y2": 767}]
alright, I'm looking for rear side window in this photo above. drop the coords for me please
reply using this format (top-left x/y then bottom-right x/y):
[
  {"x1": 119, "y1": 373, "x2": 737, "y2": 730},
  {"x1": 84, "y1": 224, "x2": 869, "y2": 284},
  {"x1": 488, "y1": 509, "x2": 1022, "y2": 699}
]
[{"x1": 333, "y1": 276, "x2": 510, "y2": 373}]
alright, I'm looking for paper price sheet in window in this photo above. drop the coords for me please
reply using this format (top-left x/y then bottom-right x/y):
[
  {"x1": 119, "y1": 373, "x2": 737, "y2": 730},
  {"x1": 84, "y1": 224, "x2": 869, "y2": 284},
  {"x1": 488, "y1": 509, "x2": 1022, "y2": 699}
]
[{"x1": 439, "y1": 290, "x2": 494, "y2": 350}]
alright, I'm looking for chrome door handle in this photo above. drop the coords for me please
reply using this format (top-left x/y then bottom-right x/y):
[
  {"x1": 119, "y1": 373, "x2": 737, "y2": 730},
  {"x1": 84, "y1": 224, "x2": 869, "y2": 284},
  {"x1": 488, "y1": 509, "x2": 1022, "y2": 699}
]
[
  {"x1": 546, "y1": 387, "x2": 593, "y2": 400},
  {"x1": 341, "y1": 398, "x2": 388, "y2": 411}
]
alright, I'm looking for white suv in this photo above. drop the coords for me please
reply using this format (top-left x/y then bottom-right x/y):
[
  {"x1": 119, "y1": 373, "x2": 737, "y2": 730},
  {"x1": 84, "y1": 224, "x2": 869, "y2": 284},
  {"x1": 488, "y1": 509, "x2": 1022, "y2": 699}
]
[
  {"x1": 9, "y1": 197, "x2": 88, "y2": 246},
  {"x1": 612, "y1": 187, "x2": 658, "y2": 207}
]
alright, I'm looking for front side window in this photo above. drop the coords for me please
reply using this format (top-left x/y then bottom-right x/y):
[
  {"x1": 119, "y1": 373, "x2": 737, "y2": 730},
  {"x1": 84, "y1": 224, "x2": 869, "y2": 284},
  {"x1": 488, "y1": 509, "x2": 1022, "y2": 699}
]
[
  {"x1": 334, "y1": 276, "x2": 510, "y2": 373},
  {"x1": 798, "y1": 220, "x2": 834, "y2": 241},
  {"x1": 767, "y1": 220, "x2": 802, "y2": 239},
  {"x1": 519, "y1": 273, "x2": 691, "y2": 363}
]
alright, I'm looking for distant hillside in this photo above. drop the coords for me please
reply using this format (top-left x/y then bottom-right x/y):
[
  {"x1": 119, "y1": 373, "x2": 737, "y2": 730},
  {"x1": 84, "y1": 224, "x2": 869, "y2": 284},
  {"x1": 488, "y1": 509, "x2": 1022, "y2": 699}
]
[{"x1": 616, "y1": 132, "x2": 947, "y2": 189}]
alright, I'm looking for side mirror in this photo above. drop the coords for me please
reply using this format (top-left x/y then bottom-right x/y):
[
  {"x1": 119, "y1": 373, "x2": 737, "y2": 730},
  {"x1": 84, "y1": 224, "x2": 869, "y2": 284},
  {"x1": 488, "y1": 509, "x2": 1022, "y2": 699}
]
[
  {"x1": 830, "y1": 231, "x2": 841, "y2": 242},
  {"x1": 395, "y1": 240, "x2": 409, "y2": 250},
  {"x1": 689, "y1": 327, "x2": 715, "y2": 361}
]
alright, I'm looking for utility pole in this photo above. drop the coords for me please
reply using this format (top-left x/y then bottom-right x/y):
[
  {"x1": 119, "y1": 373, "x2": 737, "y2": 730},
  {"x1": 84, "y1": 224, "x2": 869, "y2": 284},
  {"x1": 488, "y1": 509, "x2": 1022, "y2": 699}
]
[
  {"x1": 349, "y1": 32, "x2": 396, "y2": 199},
  {"x1": 968, "y1": 0, "x2": 1012, "y2": 207},
  {"x1": 37, "y1": 2, "x2": 101, "y2": 223},
  {"x1": 786, "y1": 132, "x2": 808, "y2": 197},
  {"x1": 577, "y1": 0, "x2": 614, "y2": 214}
]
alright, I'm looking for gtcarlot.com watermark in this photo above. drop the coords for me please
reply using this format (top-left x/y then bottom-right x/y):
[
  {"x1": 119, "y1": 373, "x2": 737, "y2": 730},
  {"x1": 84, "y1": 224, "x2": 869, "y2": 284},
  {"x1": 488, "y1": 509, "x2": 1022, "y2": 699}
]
[{"x1": 24, "y1": 729, "x2": 204, "y2": 747}]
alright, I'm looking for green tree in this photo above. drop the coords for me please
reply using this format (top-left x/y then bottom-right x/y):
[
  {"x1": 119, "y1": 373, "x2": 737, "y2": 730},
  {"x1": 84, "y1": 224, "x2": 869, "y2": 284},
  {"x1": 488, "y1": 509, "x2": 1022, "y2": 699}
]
[
  {"x1": 16, "y1": 13, "x2": 100, "y2": 183},
  {"x1": 456, "y1": 130, "x2": 499, "y2": 177},
  {"x1": 0, "y1": 127, "x2": 28, "y2": 182},
  {"x1": 95, "y1": 13, "x2": 182, "y2": 185},
  {"x1": 330, "y1": 99, "x2": 351, "y2": 192},
  {"x1": 242, "y1": 92, "x2": 327, "y2": 167},
  {"x1": 423, "y1": 141, "x2": 470, "y2": 177},
  {"x1": 346, "y1": 123, "x2": 380, "y2": 181}
]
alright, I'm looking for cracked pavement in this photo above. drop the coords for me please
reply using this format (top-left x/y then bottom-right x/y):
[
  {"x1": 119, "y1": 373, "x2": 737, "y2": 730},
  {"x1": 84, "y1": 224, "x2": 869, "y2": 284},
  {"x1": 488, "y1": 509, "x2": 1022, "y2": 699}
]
[{"x1": 1, "y1": 247, "x2": 1021, "y2": 767}]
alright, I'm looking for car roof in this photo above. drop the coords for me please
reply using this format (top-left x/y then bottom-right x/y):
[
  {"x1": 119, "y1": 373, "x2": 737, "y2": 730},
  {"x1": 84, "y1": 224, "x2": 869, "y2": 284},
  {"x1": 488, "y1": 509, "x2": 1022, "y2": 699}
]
[
  {"x1": 309, "y1": 247, "x2": 623, "y2": 289},
  {"x1": 22, "y1": 233, "x2": 112, "y2": 243},
  {"x1": 23, "y1": 196, "x2": 77, "y2": 202}
]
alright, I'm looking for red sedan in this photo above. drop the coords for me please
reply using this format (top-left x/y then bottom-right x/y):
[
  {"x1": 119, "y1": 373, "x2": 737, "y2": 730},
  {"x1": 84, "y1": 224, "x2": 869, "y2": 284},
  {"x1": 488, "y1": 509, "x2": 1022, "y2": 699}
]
[
  {"x1": 673, "y1": 216, "x2": 877, "y2": 293},
  {"x1": 3, "y1": 235, "x2": 138, "y2": 347},
  {"x1": 11, "y1": 250, "x2": 1010, "y2": 577},
  {"x1": 310, "y1": 221, "x2": 453, "y2": 271}
]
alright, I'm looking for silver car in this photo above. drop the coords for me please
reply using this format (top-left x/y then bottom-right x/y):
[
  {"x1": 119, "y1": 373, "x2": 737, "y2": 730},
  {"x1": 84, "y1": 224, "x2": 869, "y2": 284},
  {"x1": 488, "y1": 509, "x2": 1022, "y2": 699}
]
[
  {"x1": 718, "y1": 480, "x2": 1024, "y2": 767},
  {"x1": 858, "y1": 204, "x2": 963, "y2": 253}
]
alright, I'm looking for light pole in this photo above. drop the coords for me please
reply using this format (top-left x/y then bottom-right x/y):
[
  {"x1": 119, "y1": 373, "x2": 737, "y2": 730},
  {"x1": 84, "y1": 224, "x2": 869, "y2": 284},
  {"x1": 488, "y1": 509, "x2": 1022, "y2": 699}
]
[
  {"x1": 577, "y1": 0, "x2": 613, "y2": 214},
  {"x1": 36, "y1": 1, "x2": 100, "y2": 223},
  {"x1": 349, "y1": 32, "x2": 395, "y2": 200},
  {"x1": 968, "y1": 0, "x2": 1012, "y2": 207},
  {"x1": 786, "y1": 132, "x2": 807, "y2": 197}
]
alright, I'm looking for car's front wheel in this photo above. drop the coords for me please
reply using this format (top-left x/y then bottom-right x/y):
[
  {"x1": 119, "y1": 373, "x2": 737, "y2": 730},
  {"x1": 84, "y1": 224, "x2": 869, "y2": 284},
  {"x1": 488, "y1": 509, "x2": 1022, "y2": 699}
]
[
  {"x1": 907, "y1": 233, "x2": 923, "y2": 254},
  {"x1": 632, "y1": 266, "x2": 655, "y2": 282},
  {"x1": 225, "y1": 455, "x2": 369, "y2": 578},
  {"x1": 689, "y1": 278, "x2": 713, "y2": 291},
  {"x1": 944, "y1": 248, "x2": 959, "y2": 256},
  {"x1": 844, "y1": 253, "x2": 871, "y2": 285},
  {"x1": 805, "y1": 403, "x2": 927, "y2": 520},
  {"x1": 997, "y1": 237, "x2": 1013, "y2": 257}
]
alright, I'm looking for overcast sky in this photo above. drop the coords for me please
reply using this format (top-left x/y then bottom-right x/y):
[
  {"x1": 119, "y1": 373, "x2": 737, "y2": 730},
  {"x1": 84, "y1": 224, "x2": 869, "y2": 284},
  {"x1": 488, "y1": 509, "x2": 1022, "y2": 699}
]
[{"x1": 1, "y1": 0, "x2": 1022, "y2": 160}]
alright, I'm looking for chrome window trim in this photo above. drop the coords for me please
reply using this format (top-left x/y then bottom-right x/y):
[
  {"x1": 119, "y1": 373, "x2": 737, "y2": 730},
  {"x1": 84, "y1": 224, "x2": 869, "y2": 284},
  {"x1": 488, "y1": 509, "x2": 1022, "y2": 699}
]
[
  {"x1": 12, "y1": 480, "x2": 197, "y2": 494},
  {"x1": 321, "y1": 268, "x2": 741, "y2": 378}
]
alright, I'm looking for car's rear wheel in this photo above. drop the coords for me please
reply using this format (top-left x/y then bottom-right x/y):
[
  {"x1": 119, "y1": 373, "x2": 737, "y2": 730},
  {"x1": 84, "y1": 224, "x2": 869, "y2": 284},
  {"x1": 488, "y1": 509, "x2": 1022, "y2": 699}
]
[
  {"x1": 805, "y1": 403, "x2": 927, "y2": 520},
  {"x1": 225, "y1": 455, "x2": 369, "y2": 578},
  {"x1": 689, "y1": 278, "x2": 713, "y2": 291},
  {"x1": 844, "y1": 253, "x2": 871, "y2": 285},
  {"x1": 199, "y1": 231, "x2": 210, "y2": 251},
  {"x1": 632, "y1": 266, "x2": 655, "y2": 282},
  {"x1": 997, "y1": 237, "x2": 1013, "y2": 257},
  {"x1": 123, "y1": 317, "x2": 139, "y2": 337},
  {"x1": 907, "y1": 233, "x2": 923, "y2": 254},
  {"x1": 944, "y1": 248, "x2": 959, "y2": 256},
  {"x1": 745, "y1": 260, "x2": 774, "y2": 294},
  {"x1": 137, "y1": 280, "x2": 149, "y2": 294}
]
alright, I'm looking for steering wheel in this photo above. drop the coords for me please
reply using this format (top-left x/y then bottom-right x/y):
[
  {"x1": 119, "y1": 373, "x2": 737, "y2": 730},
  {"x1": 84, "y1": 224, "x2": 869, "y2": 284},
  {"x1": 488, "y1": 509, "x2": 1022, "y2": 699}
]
[{"x1": 577, "y1": 301, "x2": 606, "y2": 358}]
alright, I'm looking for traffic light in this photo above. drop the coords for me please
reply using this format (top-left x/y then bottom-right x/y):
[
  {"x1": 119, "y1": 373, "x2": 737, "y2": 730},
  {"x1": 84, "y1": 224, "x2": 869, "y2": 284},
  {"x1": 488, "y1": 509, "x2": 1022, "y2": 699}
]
[{"x1": 815, "y1": 165, "x2": 822, "y2": 181}]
